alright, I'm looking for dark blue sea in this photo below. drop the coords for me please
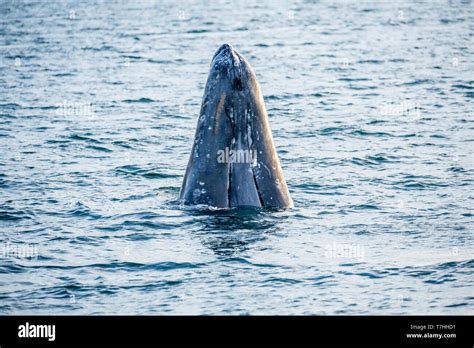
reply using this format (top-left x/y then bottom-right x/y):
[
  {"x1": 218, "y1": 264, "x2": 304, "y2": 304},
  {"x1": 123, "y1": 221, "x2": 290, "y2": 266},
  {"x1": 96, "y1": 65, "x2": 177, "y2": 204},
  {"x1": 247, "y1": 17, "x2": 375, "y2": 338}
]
[{"x1": 0, "y1": 0, "x2": 473, "y2": 314}]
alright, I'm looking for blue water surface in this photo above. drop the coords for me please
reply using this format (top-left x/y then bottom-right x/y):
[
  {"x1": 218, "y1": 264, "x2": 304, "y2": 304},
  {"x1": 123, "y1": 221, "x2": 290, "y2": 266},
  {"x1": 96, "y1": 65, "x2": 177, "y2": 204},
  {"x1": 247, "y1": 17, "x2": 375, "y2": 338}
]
[{"x1": 0, "y1": 0, "x2": 473, "y2": 314}]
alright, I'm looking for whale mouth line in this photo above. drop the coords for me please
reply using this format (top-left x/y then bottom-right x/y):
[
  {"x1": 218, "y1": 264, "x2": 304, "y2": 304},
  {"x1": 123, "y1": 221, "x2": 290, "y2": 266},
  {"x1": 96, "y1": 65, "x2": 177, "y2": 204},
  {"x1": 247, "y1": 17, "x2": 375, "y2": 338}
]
[
  {"x1": 225, "y1": 107, "x2": 263, "y2": 208},
  {"x1": 226, "y1": 161, "x2": 264, "y2": 208}
]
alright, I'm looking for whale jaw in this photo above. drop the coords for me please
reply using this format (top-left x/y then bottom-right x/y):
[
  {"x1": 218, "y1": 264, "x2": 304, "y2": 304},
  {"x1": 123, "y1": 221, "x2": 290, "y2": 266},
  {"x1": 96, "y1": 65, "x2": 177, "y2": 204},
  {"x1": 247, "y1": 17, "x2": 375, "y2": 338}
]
[{"x1": 180, "y1": 44, "x2": 293, "y2": 209}]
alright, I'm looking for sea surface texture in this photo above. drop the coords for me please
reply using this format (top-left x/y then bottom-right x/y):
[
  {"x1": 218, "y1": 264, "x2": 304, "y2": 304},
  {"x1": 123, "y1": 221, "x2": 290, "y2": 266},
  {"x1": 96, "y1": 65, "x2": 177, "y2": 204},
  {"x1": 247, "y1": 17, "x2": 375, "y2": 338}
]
[{"x1": 0, "y1": 0, "x2": 473, "y2": 314}]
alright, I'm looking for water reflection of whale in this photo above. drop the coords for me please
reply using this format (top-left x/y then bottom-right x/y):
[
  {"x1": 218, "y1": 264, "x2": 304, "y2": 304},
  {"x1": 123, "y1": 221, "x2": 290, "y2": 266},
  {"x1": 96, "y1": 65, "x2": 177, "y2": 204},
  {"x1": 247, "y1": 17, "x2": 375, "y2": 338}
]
[{"x1": 188, "y1": 207, "x2": 282, "y2": 256}]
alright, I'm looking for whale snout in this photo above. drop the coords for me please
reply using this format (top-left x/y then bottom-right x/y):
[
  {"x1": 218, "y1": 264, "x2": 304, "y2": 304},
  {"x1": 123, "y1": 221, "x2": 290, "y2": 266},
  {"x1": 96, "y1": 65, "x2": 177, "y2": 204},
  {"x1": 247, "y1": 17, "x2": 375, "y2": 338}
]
[
  {"x1": 210, "y1": 43, "x2": 249, "y2": 92},
  {"x1": 211, "y1": 43, "x2": 242, "y2": 69},
  {"x1": 215, "y1": 43, "x2": 233, "y2": 56}
]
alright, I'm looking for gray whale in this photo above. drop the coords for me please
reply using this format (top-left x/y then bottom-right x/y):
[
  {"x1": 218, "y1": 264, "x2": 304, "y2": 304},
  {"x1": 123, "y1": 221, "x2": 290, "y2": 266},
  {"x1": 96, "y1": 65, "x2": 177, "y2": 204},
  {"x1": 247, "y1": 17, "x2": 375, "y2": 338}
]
[{"x1": 180, "y1": 44, "x2": 293, "y2": 208}]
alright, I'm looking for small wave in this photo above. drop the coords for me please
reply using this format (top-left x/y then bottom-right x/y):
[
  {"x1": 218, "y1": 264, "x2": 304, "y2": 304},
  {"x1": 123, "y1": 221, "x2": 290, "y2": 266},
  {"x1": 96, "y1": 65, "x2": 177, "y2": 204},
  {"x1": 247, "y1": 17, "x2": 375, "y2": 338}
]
[
  {"x1": 147, "y1": 59, "x2": 174, "y2": 64},
  {"x1": 400, "y1": 79, "x2": 433, "y2": 86},
  {"x1": 357, "y1": 59, "x2": 384, "y2": 64},
  {"x1": 66, "y1": 202, "x2": 102, "y2": 220},
  {"x1": 350, "y1": 154, "x2": 399, "y2": 167},
  {"x1": 112, "y1": 140, "x2": 133, "y2": 149},
  {"x1": 69, "y1": 134, "x2": 103, "y2": 144},
  {"x1": 339, "y1": 270, "x2": 384, "y2": 279},
  {"x1": 388, "y1": 58, "x2": 408, "y2": 63},
  {"x1": 0, "y1": 103, "x2": 21, "y2": 110},
  {"x1": 52, "y1": 72, "x2": 75, "y2": 77},
  {"x1": 318, "y1": 126, "x2": 352, "y2": 135},
  {"x1": 293, "y1": 182, "x2": 351, "y2": 196},
  {"x1": 86, "y1": 145, "x2": 113, "y2": 153},
  {"x1": 395, "y1": 179, "x2": 449, "y2": 190},
  {"x1": 445, "y1": 303, "x2": 468, "y2": 308},
  {"x1": 366, "y1": 119, "x2": 387, "y2": 125},
  {"x1": 0, "y1": 263, "x2": 25, "y2": 274},
  {"x1": 452, "y1": 83, "x2": 473, "y2": 90},
  {"x1": 306, "y1": 274, "x2": 335, "y2": 285},
  {"x1": 122, "y1": 97, "x2": 156, "y2": 103},
  {"x1": 0, "y1": 209, "x2": 35, "y2": 221},
  {"x1": 424, "y1": 274, "x2": 456, "y2": 284},
  {"x1": 349, "y1": 204, "x2": 380, "y2": 211},
  {"x1": 356, "y1": 272, "x2": 383, "y2": 279},
  {"x1": 97, "y1": 220, "x2": 181, "y2": 232},
  {"x1": 266, "y1": 92, "x2": 327, "y2": 101},
  {"x1": 115, "y1": 165, "x2": 178, "y2": 179},
  {"x1": 338, "y1": 77, "x2": 370, "y2": 82},
  {"x1": 186, "y1": 29, "x2": 210, "y2": 34},
  {"x1": 20, "y1": 261, "x2": 204, "y2": 272},
  {"x1": 350, "y1": 129, "x2": 393, "y2": 137},
  {"x1": 219, "y1": 257, "x2": 281, "y2": 268},
  {"x1": 262, "y1": 277, "x2": 302, "y2": 285}
]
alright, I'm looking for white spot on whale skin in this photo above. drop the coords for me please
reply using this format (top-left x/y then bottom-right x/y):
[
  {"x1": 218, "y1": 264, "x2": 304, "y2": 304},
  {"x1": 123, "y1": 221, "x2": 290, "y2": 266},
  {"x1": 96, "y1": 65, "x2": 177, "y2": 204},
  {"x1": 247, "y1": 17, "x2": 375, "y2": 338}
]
[
  {"x1": 206, "y1": 153, "x2": 210, "y2": 159},
  {"x1": 201, "y1": 188, "x2": 207, "y2": 194},
  {"x1": 193, "y1": 188, "x2": 201, "y2": 199},
  {"x1": 199, "y1": 181, "x2": 205, "y2": 186}
]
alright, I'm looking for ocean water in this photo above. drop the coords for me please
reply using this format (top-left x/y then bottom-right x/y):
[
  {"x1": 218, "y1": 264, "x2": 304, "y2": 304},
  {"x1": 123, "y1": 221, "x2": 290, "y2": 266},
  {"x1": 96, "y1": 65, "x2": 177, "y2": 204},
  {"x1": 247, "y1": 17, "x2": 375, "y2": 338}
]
[{"x1": 0, "y1": 0, "x2": 473, "y2": 314}]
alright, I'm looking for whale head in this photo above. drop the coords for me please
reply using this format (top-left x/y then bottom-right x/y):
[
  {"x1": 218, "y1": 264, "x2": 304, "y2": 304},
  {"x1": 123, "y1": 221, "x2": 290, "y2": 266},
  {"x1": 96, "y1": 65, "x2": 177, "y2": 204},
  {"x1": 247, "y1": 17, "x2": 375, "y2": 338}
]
[
  {"x1": 180, "y1": 43, "x2": 293, "y2": 208},
  {"x1": 207, "y1": 43, "x2": 258, "y2": 96}
]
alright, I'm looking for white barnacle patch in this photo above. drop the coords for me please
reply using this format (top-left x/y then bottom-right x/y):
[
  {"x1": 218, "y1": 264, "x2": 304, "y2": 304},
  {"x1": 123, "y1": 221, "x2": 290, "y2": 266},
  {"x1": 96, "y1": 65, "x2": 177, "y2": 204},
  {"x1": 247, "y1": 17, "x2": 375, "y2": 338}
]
[
  {"x1": 199, "y1": 181, "x2": 205, "y2": 186},
  {"x1": 201, "y1": 188, "x2": 207, "y2": 194}
]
